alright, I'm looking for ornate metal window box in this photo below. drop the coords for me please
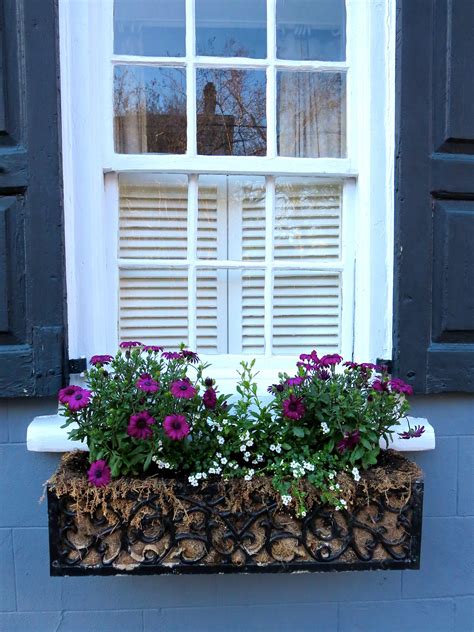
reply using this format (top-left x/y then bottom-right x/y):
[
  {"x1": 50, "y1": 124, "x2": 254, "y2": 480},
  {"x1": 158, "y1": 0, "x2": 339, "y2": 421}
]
[{"x1": 47, "y1": 452, "x2": 423, "y2": 575}]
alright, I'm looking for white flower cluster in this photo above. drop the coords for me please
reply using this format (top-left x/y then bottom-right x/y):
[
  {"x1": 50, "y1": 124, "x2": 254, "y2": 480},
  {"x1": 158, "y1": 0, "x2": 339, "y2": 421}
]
[
  {"x1": 351, "y1": 467, "x2": 361, "y2": 482},
  {"x1": 244, "y1": 468, "x2": 255, "y2": 481},
  {"x1": 151, "y1": 456, "x2": 171, "y2": 469},
  {"x1": 321, "y1": 422, "x2": 330, "y2": 434},
  {"x1": 269, "y1": 443, "x2": 282, "y2": 453},
  {"x1": 188, "y1": 471, "x2": 208, "y2": 487},
  {"x1": 289, "y1": 460, "x2": 315, "y2": 478},
  {"x1": 281, "y1": 494, "x2": 292, "y2": 506},
  {"x1": 335, "y1": 498, "x2": 347, "y2": 511},
  {"x1": 252, "y1": 454, "x2": 264, "y2": 464}
]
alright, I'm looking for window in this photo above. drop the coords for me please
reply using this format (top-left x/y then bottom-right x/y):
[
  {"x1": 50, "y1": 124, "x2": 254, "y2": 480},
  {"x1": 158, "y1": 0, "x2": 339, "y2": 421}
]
[{"x1": 60, "y1": 0, "x2": 395, "y2": 388}]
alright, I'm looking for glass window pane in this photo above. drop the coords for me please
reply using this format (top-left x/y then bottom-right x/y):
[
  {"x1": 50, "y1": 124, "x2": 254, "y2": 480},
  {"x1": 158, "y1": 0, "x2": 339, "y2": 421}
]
[
  {"x1": 197, "y1": 175, "x2": 265, "y2": 260},
  {"x1": 114, "y1": 0, "x2": 186, "y2": 57},
  {"x1": 196, "y1": 0, "x2": 267, "y2": 58},
  {"x1": 196, "y1": 268, "x2": 265, "y2": 354},
  {"x1": 275, "y1": 179, "x2": 341, "y2": 260},
  {"x1": 114, "y1": 65, "x2": 186, "y2": 154},
  {"x1": 277, "y1": 71, "x2": 346, "y2": 158},
  {"x1": 120, "y1": 268, "x2": 189, "y2": 348},
  {"x1": 119, "y1": 174, "x2": 188, "y2": 259},
  {"x1": 197, "y1": 69, "x2": 266, "y2": 156},
  {"x1": 272, "y1": 271, "x2": 340, "y2": 355},
  {"x1": 276, "y1": 0, "x2": 346, "y2": 61}
]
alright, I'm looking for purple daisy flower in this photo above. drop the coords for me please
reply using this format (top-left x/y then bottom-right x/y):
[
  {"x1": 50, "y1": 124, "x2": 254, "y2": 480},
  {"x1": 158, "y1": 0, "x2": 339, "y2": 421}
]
[
  {"x1": 372, "y1": 378, "x2": 389, "y2": 393},
  {"x1": 58, "y1": 384, "x2": 81, "y2": 404},
  {"x1": 318, "y1": 368, "x2": 331, "y2": 381},
  {"x1": 163, "y1": 414, "x2": 190, "y2": 440},
  {"x1": 398, "y1": 425, "x2": 425, "y2": 439},
  {"x1": 136, "y1": 375, "x2": 160, "y2": 393},
  {"x1": 67, "y1": 388, "x2": 92, "y2": 411},
  {"x1": 119, "y1": 341, "x2": 142, "y2": 349},
  {"x1": 389, "y1": 378, "x2": 414, "y2": 396},
  {"x1": 337, "y1": 429, "x2": 361, "y2": 454},
  {"x1": 282, "y1": 394, "x2": 306, "y2": 420},
  {"x1": 88, "y1": 460, "x2": 111, "y2": 487},
  {"x1": 162, "y1": 351, "x2": 181, "y2": 360},
  {"x1": 202, "y1": 387, "x2": 217, "y2": 410},
  {"x1": 127, "y1": 411, "x2": 155, "y2": 440},
  {"x1": 90, "y1": 354, "x2": 113, "y2": 366},
  {"x1": 286, "y1": 376, "x2": 304, "y2": 387},
  {"x1": 180, "y1": 349, "x2": 200, "y2": 364},
  {"x1": 170, "y1": 379, "x2": 197, "y2": 399},
  {"x1": 319, "y1": 353, "x2": 343, "y2": 367},
  {"x1": 344, "y1": 361, "x2": 359, "y2": 369},
  {"x1": 143, "y1": 345, "x2": 163, "y2": 353}
]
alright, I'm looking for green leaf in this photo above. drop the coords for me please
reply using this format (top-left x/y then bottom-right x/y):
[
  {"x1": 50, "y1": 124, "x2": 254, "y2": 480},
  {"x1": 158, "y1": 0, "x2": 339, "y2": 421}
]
[
  {"x1": 292, "y1": 427, "x2": 305, "y2": 438},
  {"x1": 143, "y1": 452, "x2": 153, "y2": 472}
]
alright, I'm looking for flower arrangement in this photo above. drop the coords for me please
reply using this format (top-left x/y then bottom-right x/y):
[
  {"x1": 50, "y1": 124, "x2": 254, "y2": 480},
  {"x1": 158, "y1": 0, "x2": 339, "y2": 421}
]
[{"x1": 59, "y1": 343, "x2": 417, "y2": 516}]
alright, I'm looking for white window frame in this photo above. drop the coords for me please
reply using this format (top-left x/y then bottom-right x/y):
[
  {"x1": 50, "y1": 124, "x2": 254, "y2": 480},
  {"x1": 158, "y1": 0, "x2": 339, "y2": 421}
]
[{"x1": 59, "y1": 0, "x2": 395, "y2": 388}]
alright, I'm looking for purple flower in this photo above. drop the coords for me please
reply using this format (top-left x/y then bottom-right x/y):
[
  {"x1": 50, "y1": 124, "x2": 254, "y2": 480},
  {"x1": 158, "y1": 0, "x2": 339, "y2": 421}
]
[
  {"x1": 389, "y1": 378, "x2": 414, "y2": 396},
  {"x1": 282, "y1": 394, "x2": 306, "y2": 420},
  {"x1": 337, "y1": 430, "x2": 361, "y2": 454},
  {"x1": 127, "y1": 411, "x2": 155, "y2": 440},
  {"x1": 344, "y1": 361, "x2": 359, "y2": 370},
  {"x1": 163, "y1": 414, "x2": 190, "y2": 440},
  {"x1": 319, "y1": 353, "x2": 343, "y2": 367},
  {"x1": 143, "y1": 345, "x2": 163, "y2": 353},
  {"x1": 119, "y1": 341, "x2": 142, "y2": 348},
  {"x1": 372, "y1": 378, "x2": 389, "y2": 393},
  {"x1": 89, "y1": 354, "x2": 113, "y2": 366},
  {"x1": 67, "y1": 388, "x2": 92, "y2": 411},
  {"x1": 88, "y1": 460, "x2": 111, "y2": 487},
  {"x1": 203, "y1": 387, "x2": 217, "y2": 409},
  {"x1": 180, "y1": 349, "x2": 200, "y2": 364},
  {"x1": 398, "y1": 425, "x2": 425, "y2": 440},
  {"x1": 297, "y1": 350, "x2": 320, "y2": 371},
  {"x1": 204, "y1": 377, "x2": 214, "y2": 387},
  {"x1": 162, "y1": 351, "x2": 181, "y2": 360},
  {"x1": 170, "y1": 379, "x2": 197, "y2": 399},
  {"x1": 267, "y1": 383, "x2": 285, "y2": 393},
  {"x1": 58, "y1": 384, "x2": 81, "y2": 405},
  {"x1": 136, "y1": 375, "x2": 160, "y2": 393},
  {"x1": 318, "y1": 368, "x2": 331, "y2": 381},
  {"x1": 286, "y1": 376, "x2": 304, "y2": 387}
]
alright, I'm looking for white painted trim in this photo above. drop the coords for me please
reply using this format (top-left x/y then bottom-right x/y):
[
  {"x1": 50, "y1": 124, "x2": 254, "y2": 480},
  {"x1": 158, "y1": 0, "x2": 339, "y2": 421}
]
[{"x1": 26, "y1": 414, "x2": 435, "y2": 454}]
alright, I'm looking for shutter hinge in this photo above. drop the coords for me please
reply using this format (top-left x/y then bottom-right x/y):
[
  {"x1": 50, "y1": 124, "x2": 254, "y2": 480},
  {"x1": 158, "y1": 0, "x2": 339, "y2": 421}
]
[
  {"x1": 376, "y1": 358, "x2": 393, "y2": 374},
  {"x1": 68, "y1": 357, "x2": 87, "y2": 374}
]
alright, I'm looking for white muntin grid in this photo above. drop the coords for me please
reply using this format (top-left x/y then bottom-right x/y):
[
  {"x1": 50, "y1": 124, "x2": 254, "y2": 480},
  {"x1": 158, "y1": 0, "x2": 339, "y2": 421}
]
[
  {"x1": 59, "y1": 0, "x2": 395, "y2": 380},
  {"x1": 102, "y1": 0, "x2": 356, "y2": 370}
]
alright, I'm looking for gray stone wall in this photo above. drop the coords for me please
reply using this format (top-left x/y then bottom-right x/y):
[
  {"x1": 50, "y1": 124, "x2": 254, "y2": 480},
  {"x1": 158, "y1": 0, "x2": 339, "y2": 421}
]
[{"x1": 0, "y1": 395, "x2": 472, "y2": 632}]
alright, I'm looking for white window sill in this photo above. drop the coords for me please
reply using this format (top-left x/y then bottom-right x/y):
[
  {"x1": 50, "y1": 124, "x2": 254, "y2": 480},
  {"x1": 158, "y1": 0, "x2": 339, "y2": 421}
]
[{"x1": 26, "y1": 415, "x2": 435, "y2": 453}]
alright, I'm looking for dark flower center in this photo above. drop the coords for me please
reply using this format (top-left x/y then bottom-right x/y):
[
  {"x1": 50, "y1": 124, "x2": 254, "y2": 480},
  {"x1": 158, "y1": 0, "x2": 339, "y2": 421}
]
[
  {"x1": 74, "y1": 393, "x2": 83, "y2": 400},
  {"x1": 179, "y1": 384, "x2": 188, "y2": 391},
  {"x1": 95, "y1": 469, "x2": 102, "y2": 478},
  {"x1": 289, "y1": 401, "x2": 298, "y2": 411},
  {"x1": 172, "y1": 420, "x2": 182, "y2": 430},
  {"x1": 136, "y1": 418, "x2": 147, "y2": 429}
]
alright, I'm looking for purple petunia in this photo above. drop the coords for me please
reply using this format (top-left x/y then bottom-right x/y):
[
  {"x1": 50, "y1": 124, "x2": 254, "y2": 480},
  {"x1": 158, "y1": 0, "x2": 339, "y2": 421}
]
[
  {"x1": 170, "y1": 379, "x2": 197, "y2": 399},
  {"x1": 163, "y1": 414, "x2": 190, "y2": 441},
  {"x1": 136, "y1": 374, "x2": 160, "y2": 393},
  {"x1": 67, "y1": 388, "x2": 92, "y2": 411},
  {"x1": 127, "y1": 411, "x2": 155, "y2": 439},
  {"x1": 389, "y1": 378, "x2": 414, "y2": 396},
  {"x1": 88, "y1": 460, "x2": 111, "y2": 487},
  {"x1": 119, "y1": 340, "x2": 142, "y2": 349},
  {"x1": 89, "y1": 354, "x2": 113, "y2": 366},
  {"x1": 202, "y1": 387, "x2": 217, "y2": 409},
  {"x1": 282, "y1": 394, "x2": 306, "y2": 420},
  {"x1": 337, "y1": 429, "x2": 361, "y2": 454},
  {"x1": 398, "y1": 425, "x2": 425, "y2": 440},
  {"x1": 58, "y1": 384, "x2": 81, "y2": 405}
]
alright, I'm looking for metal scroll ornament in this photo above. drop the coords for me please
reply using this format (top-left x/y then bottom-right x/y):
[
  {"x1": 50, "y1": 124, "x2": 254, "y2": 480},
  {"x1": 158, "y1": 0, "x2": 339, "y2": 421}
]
[{"x1": 48, "y1": 478, "x2": 423, "y2": 575}]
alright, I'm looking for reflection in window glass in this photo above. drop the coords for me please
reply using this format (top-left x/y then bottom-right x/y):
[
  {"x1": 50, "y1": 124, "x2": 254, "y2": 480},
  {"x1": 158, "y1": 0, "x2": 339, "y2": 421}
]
[
  {"x1": 277, "y1": 71, "x2": 346, "y2": 158},
  {"x1": 114, "y1": 0, "x2": 186, "y2": 57},
  {"x1": 196, "y1": 69, "x2": 266, "y2": 156},
  {"x1": 195, "y1": 0, "x2": 267, "y2": 58},
  {"x1": 114, "y1": 65, "x2": 186, "y2": 154},
  {"x1": 276, "y1": 0, "x2": 346, "y2": 61},
  {"x1": 197, "y1": 175, "x2": 265, "y2": 260},
  {"x1": 275, "y1": 180, "x2": 341, "y2": 260}
]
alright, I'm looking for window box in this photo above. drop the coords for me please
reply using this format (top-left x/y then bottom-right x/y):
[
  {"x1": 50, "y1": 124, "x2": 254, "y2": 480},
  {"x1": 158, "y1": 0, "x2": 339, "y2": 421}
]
[{"x1": 47, "y1": 450, "x2": 423, "y2": 576}]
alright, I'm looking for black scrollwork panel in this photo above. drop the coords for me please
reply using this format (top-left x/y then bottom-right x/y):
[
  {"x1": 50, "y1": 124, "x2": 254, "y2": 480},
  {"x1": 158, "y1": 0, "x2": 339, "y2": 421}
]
[{"x1": 48, "y1": 479, "x2": 423, "y2": 575}]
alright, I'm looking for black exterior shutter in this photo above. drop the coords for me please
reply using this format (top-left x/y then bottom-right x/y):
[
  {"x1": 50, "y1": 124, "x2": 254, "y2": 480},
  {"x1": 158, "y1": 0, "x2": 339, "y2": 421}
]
[
  {"x1": 393, "y1": 0, "x2": 474, "y2": 393},
  {"x1": 0, "y1": 0, "x2": 66, "y2": 396}
]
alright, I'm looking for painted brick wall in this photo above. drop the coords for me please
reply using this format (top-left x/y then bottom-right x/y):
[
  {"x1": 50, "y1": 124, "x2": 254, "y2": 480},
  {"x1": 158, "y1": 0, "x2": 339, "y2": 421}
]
[{"x1": 0, "y1": 396, "x2": 472, "y2": 632}]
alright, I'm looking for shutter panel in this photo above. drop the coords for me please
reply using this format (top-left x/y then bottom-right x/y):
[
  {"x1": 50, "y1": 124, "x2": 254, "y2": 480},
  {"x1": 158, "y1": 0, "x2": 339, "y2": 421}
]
[
  {"x1": 394, "y1": 0, "x2": 474, "y2": 392},
  {"x1": 0, "y1": 0, "x2": 65, "y2": 397}
]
